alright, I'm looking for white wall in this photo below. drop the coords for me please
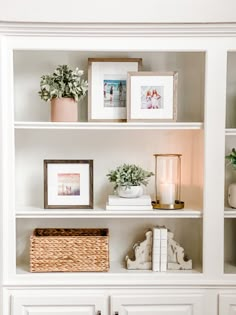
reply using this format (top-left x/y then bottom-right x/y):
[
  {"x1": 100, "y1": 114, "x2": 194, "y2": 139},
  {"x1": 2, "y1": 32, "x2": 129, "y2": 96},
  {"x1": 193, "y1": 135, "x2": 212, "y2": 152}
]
[{"x1": 0, "y1": 0, "x2": 236, "y2": 23}]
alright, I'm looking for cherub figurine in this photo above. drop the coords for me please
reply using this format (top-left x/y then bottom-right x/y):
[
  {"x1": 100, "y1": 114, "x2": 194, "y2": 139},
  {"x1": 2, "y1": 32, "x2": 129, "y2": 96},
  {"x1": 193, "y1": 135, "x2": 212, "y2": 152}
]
[{"x1": 125, "y1": 230, "x2": 152, "y2": 270}]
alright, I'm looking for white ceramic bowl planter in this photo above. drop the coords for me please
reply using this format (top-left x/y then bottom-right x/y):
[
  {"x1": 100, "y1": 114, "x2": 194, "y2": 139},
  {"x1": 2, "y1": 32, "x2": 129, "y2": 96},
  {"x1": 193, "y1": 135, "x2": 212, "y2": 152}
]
[
  {"x1": 117, "y1": 185, "x2": 143, "y2": 198},
  {"x1": 107, "y1": 163, "x2": 154, "y2": 199}
]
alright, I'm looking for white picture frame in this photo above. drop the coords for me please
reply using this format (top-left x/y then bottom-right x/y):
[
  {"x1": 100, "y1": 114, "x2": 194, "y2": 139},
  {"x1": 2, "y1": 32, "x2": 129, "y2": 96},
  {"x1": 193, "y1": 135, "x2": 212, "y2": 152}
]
[
  {"x1": 127, "y1": 71, "x2": 178, "y2": 122},
  {"x1": 88, "y1": 58, "x2": 142, "y2": 122}
]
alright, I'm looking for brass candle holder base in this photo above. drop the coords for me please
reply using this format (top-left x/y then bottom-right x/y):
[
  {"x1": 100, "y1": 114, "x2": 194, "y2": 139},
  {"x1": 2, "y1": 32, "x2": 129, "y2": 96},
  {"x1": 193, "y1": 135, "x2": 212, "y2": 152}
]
[{"x1": 152, "y1": 200, "x2": 184, "y2": 210}]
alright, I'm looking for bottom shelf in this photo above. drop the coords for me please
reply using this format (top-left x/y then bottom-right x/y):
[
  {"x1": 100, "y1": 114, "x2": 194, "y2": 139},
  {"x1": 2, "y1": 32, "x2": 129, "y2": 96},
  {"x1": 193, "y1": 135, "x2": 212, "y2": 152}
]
[
  {"x1": 9, "y1": 262, "x2": 236, "y2": 286},
  {"x1": 16, "y1": 261, "x2": 202, "y2": 275},
  {"x1": 11, "y1": 262, "x2": 204, "y2": 285}
]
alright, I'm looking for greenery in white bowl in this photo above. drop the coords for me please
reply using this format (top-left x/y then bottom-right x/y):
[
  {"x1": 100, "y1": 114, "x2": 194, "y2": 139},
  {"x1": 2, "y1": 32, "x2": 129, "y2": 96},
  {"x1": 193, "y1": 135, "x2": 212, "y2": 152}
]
[
  {"x1": 226, "y1": 148, "x2": 236, "y2": 170},
  {"x1": 39, "y1": 65, "x2": 88, "y2": 102},
  {"x1": 107, "y1": 163, "x2": 154, "y2": 190}
]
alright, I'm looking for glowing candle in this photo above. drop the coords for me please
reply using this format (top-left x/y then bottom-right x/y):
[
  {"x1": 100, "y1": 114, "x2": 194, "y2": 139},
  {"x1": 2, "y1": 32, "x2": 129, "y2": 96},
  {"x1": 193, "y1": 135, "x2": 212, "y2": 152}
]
[{"x1": 160, "y1": 183, "x2": 176, "y2": 205}]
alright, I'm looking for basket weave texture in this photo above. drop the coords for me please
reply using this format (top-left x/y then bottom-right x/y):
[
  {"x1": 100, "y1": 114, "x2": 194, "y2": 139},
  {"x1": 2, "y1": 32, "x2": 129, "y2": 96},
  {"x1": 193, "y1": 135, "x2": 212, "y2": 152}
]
[{"x1": 30, "y1": 228, "x2": 109, "y2": 272}]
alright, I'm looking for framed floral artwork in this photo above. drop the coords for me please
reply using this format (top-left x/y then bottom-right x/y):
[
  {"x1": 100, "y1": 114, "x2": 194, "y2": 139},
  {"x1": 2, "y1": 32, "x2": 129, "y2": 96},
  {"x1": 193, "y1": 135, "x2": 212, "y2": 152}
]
[
  {"x1": 44, "y1": 160, "x2": 93, "y2": 209},
  {"x1": 88, "y1": 58, "x2": 142, "y2": 122},
  {"x1": 127, "y1": 71, "x2": 178, "y2": 122}
]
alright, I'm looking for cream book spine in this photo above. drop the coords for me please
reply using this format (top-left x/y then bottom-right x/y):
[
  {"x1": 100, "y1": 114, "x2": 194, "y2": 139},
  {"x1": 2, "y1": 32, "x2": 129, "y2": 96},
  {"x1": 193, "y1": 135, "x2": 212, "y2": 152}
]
[
  {"x1": 160, "y1": 227, "x2": 168, "y2": 272},
  {"x1": 152, "y1": 227, "x2": 161, "y2": 272}
]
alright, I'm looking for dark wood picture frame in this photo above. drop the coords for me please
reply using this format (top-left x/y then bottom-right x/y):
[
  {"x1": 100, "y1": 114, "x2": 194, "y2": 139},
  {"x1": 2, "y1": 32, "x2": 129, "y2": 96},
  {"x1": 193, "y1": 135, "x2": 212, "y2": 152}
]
[
  {"x1": 44, "y1": 160, "x2": 93, "y2": 209},
  {"x1": 88, "y1": 58, "x2": 142, "y2": 122}
]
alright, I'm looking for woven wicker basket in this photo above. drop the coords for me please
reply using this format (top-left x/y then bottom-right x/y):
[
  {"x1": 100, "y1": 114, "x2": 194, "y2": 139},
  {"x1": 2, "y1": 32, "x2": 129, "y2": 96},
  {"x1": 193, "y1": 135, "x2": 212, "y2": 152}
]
[{"x1": 30, "y1": 228, "x2": 109, "y2": 272}]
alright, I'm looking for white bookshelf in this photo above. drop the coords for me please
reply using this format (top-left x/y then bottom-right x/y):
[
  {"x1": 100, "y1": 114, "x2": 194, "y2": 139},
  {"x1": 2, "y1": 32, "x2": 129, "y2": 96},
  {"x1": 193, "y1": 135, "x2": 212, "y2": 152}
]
[
  {"x1": 4, "y1": 35, "x2": 207, "y2": 283},
  {"x1": 2, "y1": 22, "x2": 236, "y2": 315}
]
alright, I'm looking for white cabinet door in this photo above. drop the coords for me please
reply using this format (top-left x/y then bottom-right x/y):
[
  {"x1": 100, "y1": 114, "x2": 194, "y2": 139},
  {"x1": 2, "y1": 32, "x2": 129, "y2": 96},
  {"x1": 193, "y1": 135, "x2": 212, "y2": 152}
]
[
  {"x1": 111, "y1": 293, "x2": 204, "y2": 315},
  {"x1": 219, "y1": 294, "x2": 236, "y2": 315},
  {"x1": 10, "y1": 290, "x2": 105, "y2": 315}
]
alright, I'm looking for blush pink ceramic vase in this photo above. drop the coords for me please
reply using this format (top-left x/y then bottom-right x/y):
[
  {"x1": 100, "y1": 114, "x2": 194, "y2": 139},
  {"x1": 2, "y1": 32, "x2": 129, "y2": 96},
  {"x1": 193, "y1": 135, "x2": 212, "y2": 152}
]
[{"x1": 51, "y1": 98, "x2": 78, "y2": 122}]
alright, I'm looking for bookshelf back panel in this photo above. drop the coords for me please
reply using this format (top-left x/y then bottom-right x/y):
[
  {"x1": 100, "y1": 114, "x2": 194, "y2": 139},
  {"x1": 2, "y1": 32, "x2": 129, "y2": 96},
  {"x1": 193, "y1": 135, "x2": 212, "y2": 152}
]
[
  {"x1": 225, "y1": 219, "x2": 236, "y2": 267},
  {"x1": 226, "y1": 52, "x2": 236, "y2": 128}
]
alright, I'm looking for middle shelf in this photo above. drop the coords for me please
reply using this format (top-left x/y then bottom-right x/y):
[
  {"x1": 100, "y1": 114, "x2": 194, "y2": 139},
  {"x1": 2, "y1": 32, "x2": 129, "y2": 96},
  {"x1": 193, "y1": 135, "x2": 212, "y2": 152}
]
[
  {"x1": 14, "y1": 128, "x2": 204, "y2": 213},
  {"x1": 15, "y1": 206, "x2": 203, "y2": 218}
]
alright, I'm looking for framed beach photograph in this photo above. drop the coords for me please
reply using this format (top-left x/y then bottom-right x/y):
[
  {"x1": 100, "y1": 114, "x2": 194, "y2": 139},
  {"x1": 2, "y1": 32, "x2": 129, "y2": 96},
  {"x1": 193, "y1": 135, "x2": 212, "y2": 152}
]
[
  {"x1": 88, "y1": 58, "x2": 142, "y2": 122},
  {"x1": 44, "y1": 160, "x2": 93, "y2": 209},
  {"x1": 127, "y1": 72, "x2": 178, "y2": 122}
]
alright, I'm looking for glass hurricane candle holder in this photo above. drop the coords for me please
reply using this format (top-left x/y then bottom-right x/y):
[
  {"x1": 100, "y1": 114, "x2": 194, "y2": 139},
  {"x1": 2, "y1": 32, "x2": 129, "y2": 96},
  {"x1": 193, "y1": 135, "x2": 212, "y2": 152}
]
[{"x1": 152, "y1": 154, "x2": 184, "y2": 210}]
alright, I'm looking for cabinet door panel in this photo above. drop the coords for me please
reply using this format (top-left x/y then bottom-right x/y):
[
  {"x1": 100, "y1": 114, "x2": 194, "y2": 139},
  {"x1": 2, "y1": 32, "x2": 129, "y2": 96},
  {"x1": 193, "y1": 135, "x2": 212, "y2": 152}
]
[
  {"x1": 21, "y1": 305, "x2": 94, "y2": 315},
  {"x1": 111, "y1": 294, "x2": 204, "y2": 315},
  {"x1": 116, "y1": 305, "x2": 192, "y2": 315},
  {"x1": 10, "y1": 290, "x2": 104, "y2": 315},
  {"x1": 219, "y1": 294, "x2": 236, "y2": 315}
]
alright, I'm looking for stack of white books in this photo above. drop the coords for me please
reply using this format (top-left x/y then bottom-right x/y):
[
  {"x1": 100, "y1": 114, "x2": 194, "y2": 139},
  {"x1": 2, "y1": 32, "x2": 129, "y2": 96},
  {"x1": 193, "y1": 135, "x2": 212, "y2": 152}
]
[
  {"x1": 152, "y1": 226, "x2": 167, "y2": 272},
  {"x1": 106, "y1": 195, "x2": 153, "y2": 210}
]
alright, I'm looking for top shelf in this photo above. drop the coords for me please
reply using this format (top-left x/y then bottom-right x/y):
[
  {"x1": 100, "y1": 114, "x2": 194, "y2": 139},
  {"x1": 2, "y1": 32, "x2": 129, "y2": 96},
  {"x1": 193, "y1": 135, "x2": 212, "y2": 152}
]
[{"x1": 14, "y1": 121, "x2": 204, "y2": 130}]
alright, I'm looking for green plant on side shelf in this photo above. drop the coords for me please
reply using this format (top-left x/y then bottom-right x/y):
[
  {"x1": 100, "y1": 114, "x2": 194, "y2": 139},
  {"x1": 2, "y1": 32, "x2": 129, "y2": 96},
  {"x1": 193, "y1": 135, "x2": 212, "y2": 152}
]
[
  {"x1": 39, "y1": 64, "x2": 88, "y2": 102},
  {"x1": 226, "y1": 148, "x2": 236, "y2": 170},
  {"x1": 107, "y1": 163, "x2": 154, "y2": 190}
]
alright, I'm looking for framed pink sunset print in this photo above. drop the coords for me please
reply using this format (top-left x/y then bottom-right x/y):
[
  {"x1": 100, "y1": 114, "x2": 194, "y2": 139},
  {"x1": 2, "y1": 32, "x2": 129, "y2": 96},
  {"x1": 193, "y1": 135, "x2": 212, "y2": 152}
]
[{"x1": 44, "y1": 160, "x2": 93, "y2": 209}]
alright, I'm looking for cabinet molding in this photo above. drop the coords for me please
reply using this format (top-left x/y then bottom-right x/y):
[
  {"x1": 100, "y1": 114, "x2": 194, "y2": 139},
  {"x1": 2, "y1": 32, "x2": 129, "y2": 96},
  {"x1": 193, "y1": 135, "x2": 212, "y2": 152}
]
[
  {"x1": 1, "y1": 22, "x2": 236, "y2": 37},
  {"x1": 10, "y1": 291, "x2": 105, "y2": 315},
  {"x1": 219, "y1": 294, "x2": 236, "y2": 315}
]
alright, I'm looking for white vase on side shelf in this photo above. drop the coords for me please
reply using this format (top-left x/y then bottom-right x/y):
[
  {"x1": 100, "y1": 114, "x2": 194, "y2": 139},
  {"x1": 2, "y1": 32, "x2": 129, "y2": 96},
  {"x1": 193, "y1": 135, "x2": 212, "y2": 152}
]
[{"x1": 228, "y1": 183, "x2": 236, "y2": 208}]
